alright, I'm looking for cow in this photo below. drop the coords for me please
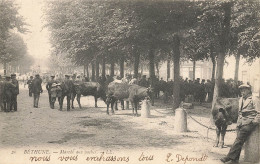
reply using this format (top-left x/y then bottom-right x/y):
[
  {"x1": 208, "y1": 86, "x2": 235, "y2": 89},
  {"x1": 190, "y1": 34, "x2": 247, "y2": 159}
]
[
  {"x1": 106, "y1": 83, "x2": 151, "y2": 116},
  {"x1": 211, "y1": 97, "x2": 239, "y2": 148},
  {"x1": 71, "y1": 82, "x2": 106, "y2": 109}
]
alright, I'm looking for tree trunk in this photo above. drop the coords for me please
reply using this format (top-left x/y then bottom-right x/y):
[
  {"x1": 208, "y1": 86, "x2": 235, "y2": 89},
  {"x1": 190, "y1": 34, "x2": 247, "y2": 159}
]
[
  {"x1": 83, "y1": 65, "x2": 86, "y2": 76},
  {"x1": 120, "y1": 55, "x2": 124, "y2": 79},
  {"x1": 155, "y1": 62, "x2": 160, "y2": 77},
  {"x1": 211, "y1": 58, "x2": 216, "y2": 81},
  {"x1": 102, "y1": 56, "x2": 106, "y2": 80},
  {"x1": 193, "y1": 60, "x2": 196, "y2": 81},
  {"x1": 86, "y1": 64, "x2": 89, "y2": 79},
  {"x1": 134, "y1": 53, "x2": 140, "y2": 79},
  {"x1": 149, "y1": 49, "x2": 156, "y2": 82},
  {"x1": 172, "y1": 35, "x2": 181, "y2": 110},
  {"x1": 91, "y1": 62, "x2": 95, "y2": 81},
  {"x1": 212, "y1": 2, "x2": 232, "y2": 110},
  {"x1": 234, "y1": 53, "x2": 240, "y2": 83},
  {"x1": 95, "y1": 60, "x2": 99, "y2": 81},
  {"x1": 149, "y1": 48, "x2": 156, "y2": 106},
  {"x1": 3, "y1": 61, "x2": 7, "y2": 75},
  {"x1": 167, "y1": 56, "x2": 170, "y2": 81},
  {"x1": 110, "y1": 60, "x2": 115, "y2": 77}
]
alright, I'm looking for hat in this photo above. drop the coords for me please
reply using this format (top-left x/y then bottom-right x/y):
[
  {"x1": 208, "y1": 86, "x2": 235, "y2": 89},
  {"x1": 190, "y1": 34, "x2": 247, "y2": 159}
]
[
  {"x1": 51, "y1": 75, "x2": 55, "y2": 77},
  {"x1": 239, "y1": 84, "x2": 251, "y2": 89},
  {"x1": 35, "y1": 74, "x2": 39, "y2": 76},
  {"x1": 65, "y1": 74, "x2": 70, "y2": 77},
  {"x1": 11, "y1": 74, "x2": 16, "y2": 77},
  {"x1": 30, "y1": 76, "x2": 33, "y2": 78}
]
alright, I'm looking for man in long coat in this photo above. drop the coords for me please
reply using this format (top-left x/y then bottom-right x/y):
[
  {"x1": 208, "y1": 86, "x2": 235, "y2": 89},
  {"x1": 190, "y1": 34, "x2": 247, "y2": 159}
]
[
  {"x1": 46, "y1": 75, "x2": 57, "y2": 108},
  {"x1": 11, "y1": 74, "x2": 19, "y2": 111},
  {"x1": 32, "y1": 74, "x2": 43, "y2": 108}
]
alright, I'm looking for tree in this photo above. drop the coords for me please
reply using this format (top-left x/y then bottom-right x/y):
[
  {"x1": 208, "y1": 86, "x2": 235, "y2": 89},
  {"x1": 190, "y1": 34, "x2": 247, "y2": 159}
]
[
  {"x1": 230, "y1": 0, "x2": 260, "y2": 82},
  {"x1": 0, "y1": 0, "x2": 27, "y2": 75}
]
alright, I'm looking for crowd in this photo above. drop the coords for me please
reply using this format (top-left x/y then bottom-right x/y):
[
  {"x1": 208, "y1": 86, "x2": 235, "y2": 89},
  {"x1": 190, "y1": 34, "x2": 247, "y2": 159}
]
[
  {"x1": 95, "y1": 74, "x2": 243, "y2": 104},
  {"x1": 0, "y1": 74, "x2": 19, "y2": 112},
  {"x1": 0, "y1": 71, "x2": 245, "y2": 113}
]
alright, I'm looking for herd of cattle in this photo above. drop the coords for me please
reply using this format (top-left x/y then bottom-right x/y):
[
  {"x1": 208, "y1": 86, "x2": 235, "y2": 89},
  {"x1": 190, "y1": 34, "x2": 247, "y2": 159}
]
[
  {"x1": 48, "y1": 79, "x2": 152, "y2": 116},
  {"x1": 50, "y1": 77, "x2": 245, "y2": 149},
  {"x1": 0, "y1": 74, "x2": 244, "y2": 148}
]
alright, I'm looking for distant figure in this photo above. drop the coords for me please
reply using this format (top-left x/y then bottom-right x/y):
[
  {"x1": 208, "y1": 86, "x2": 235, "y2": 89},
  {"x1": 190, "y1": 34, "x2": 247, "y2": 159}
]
[
  {"x1": 32, "y1": 74, "x2": 43, "y2": 108},
  {"x1": 27, "y1": 76, "x2": 33, "y2": 97},
  {"x1": 46, "y1": 75, "x2": 57, "y2": 108},
  {"x1": 10, "y1": 74, "x2": 19, "y2": 112}
]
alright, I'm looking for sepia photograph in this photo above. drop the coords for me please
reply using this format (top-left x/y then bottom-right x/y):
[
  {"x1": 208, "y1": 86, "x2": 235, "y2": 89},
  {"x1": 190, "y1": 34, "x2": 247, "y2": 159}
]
[{"x1": 0, "y1": 0, "x2": 259, "y2": 163}]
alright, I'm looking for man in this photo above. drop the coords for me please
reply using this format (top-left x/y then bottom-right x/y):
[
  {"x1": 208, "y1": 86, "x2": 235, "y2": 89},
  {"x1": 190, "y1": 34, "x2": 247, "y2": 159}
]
[
  {"x1": 205, "y1": 80, "x2": 213, "y2": 102},
  {"x1": 138, "y1": 75, "x2": 148, "y2": 87},
  {"x1": 27, "y1": 76, "x2": 33, "y2": 97},
  {"x1": 32, "y1": 74, "x2": 43, "y2": 108},
  {"x1": 220, "y1": 84, "x2": 260, "y2": 163},
  {"x1": 60, "y1": 74, "x2": 73, "y2": 111},
  {"x1": 46, "y1": 75, "x2": 57, "y2": 108},
  {"x1": 2, "y1": 75, "x2": 16, "y2": 112},
  {"x1": 10, "y1": 74, "x2": 19, "y2": 112}
]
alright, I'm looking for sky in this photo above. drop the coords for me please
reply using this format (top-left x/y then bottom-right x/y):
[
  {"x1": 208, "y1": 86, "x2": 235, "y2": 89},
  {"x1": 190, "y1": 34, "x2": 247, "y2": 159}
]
[{"x1": 16, "y1": 0, "x2": 50, "y2": 72}]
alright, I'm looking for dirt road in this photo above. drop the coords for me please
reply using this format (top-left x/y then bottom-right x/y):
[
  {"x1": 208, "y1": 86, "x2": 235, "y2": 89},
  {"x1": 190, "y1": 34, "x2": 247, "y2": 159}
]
[{"x1": 0, "y1": 86, "x2": 248, "y2": 164}]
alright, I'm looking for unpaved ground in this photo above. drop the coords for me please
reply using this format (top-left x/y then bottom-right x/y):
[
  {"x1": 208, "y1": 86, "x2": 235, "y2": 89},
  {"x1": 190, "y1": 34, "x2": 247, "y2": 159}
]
[{"x1": 0, "y1": 85, "x2": 250, "y2": 164}]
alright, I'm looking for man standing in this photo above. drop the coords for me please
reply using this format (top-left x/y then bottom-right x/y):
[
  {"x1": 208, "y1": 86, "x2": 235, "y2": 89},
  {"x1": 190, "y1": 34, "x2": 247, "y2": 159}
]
[
  {"x1": 3, "y1": 75, "x2": 16, "y2": 112},
  {"x1": 221, "y1": 84, "x2": 260, "y2": 163},
  {"x1": 60, "y1": 74, "x2": 73, "y2": 111},
  {"x1": 46, "y1": 75, "x2": 57, "y2": 108},
  {"x1": 27, "y1": 76, "x2": 33, "y2": 97},
  {"x1": 32, "y1": 74, "x2": 43, "y2": 108},
  {"x1": 10, "y1": 74, "x2": 19, "y2": 112}
]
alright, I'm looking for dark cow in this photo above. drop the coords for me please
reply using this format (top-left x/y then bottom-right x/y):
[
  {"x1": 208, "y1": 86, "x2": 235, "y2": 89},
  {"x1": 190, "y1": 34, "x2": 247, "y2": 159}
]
[
  {"x1": 106, "y1": 83, "x2": 151, "y2": 116},
  {"x1": 212, "y1": 98, "x2": 239, "y2": 148},
  {"x1": 71, "y1": 82, "x2": 106, "y2": 109}
]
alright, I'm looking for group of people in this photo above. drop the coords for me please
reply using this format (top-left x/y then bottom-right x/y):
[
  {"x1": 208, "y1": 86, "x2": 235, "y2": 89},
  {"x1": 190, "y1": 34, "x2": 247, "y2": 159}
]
[
  {"x1": 99, "y1": 74, "x2": 242, "y2": 104},
  {"x1": 0, "y1": 74, "x2": 19, "y2": 112}
]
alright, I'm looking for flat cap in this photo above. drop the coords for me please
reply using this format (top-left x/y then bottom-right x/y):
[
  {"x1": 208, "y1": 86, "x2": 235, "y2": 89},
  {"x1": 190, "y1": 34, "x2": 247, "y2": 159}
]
[{"x1": 11, "y1": 74, "x2": 16, "y2": 76}]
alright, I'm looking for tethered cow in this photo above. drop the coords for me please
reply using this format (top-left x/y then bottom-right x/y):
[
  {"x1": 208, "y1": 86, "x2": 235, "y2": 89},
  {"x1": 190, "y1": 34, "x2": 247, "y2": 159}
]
[
  {"x1": 211, "y1": 98, "x2": 239, "y2": 148},
  {"x1": 71, "y1": 82, "x2": 106, "y2": 109},
  {"x1": 106, "y1": 83, "x2": 151, "y2": 116}
]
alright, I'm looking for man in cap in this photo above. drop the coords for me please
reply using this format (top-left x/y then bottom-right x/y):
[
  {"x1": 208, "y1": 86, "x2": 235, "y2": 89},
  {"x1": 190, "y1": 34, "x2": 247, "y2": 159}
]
[
  {"x1": 59, "y1": 74, "x2": 73, "y2": 111},
  {"x1": 46, "y1": 75, "x2": 57, "y2": 108},
  {"x1": 10, "y1": 74, "x2": 19, "y2": 112},
  {"x1": 27, "y1": 76, "x2": 34, "y2": 97},
  {"x1": 2, "y1": 75, "x2": 16, "y2": 112},
  {"x1": 221, "y1": 84, "x2": 260, "y2": 163},
  {"x1": 32, "y1": 74, "x2": 43, "y2": 108}
]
